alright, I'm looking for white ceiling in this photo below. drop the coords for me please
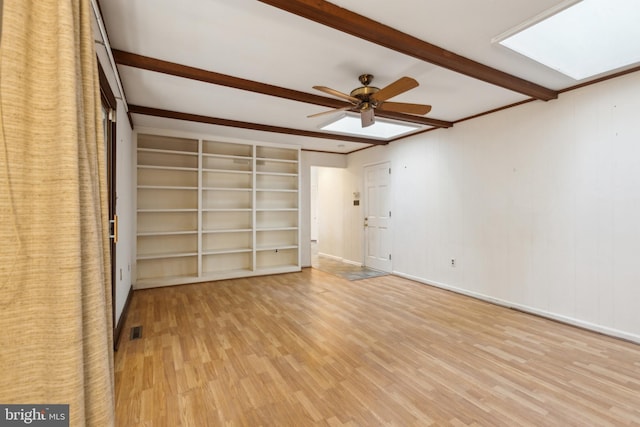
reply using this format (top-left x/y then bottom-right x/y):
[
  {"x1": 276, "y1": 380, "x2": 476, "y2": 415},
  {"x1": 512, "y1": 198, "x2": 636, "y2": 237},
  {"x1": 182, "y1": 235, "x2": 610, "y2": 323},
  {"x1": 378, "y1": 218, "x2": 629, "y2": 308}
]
[{"x1": 96, "y1": 0, "x2": 638, "y2": 153}]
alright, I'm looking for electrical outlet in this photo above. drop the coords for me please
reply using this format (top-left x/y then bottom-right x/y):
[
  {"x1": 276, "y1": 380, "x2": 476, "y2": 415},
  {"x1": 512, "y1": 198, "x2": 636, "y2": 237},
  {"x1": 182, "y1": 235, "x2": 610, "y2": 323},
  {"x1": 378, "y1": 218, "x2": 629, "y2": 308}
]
[{"x1": 451, "y1": 259, "x2": 455, "y2": 267}]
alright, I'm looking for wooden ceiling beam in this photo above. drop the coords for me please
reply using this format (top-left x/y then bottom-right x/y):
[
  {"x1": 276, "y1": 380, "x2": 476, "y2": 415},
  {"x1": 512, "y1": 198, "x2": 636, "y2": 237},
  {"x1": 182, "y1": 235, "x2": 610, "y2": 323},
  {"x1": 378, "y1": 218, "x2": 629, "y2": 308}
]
[
  {"x1": 128, "y1": 105, "x2": 390, "y2": 145},
  {"x1": 113, "y1": 49, "x2": 452, "y2": 128},
  {"x1": 258, "y1": 0, "x2": 558, "y2": 101}
]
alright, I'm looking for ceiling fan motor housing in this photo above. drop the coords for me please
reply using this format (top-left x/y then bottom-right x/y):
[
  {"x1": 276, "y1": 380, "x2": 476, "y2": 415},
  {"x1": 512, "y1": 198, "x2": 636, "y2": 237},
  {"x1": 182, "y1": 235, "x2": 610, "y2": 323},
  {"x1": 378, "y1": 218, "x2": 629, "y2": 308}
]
[{"x1": 351, "y1": 74, "x2": 379, "y2": 107}]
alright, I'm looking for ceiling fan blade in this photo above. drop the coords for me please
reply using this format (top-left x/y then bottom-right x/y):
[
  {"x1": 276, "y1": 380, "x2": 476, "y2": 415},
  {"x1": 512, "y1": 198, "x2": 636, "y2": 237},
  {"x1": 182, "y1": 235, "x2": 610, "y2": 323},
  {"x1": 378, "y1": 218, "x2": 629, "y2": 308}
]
[
  {"x1": 307, "y1": 106, "x2": 352, "y2": 118},
  {"x1": 312, "y1": 86, "x2": 360, "y2": 103},
  {"x1": 361, "y1": 107, "x2": 375, "y2": 128},
  {"x1": 370, "y1": 77, "x2": 419, "y2": 102},
  {"x1": 378, "y1": 102, "x2": 432, "y2": 115}
]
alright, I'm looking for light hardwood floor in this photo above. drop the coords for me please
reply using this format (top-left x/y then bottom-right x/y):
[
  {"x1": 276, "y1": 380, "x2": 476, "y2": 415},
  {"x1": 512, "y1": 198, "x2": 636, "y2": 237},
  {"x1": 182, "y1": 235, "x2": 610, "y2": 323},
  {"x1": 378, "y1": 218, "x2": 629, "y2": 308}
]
[{"x1": 115, "y1": 269, "x2": 640, "y2": 426}]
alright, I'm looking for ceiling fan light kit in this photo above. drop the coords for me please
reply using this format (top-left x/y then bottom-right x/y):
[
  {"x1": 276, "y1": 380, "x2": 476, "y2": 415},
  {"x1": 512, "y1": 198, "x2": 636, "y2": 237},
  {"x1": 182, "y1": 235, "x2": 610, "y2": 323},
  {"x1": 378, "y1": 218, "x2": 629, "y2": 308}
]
[{"x1": 309, "y1": 74, "x2": 432, "y2": 128}]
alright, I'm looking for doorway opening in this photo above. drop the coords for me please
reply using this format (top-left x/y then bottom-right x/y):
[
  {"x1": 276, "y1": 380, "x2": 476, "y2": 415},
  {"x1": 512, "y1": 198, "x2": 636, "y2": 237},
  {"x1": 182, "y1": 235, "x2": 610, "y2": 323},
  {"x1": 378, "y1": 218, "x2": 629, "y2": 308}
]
[{"x1": 310, "y1": 166, "x2": 388, "y2": 280}]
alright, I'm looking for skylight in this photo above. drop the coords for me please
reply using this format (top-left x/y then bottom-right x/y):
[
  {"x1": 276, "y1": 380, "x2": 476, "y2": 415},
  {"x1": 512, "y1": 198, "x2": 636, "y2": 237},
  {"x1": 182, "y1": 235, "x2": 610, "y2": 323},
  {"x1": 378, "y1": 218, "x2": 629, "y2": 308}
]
[
  {"x1": 319, "y1": 113, "x2": 422, "y2": 140},
  {"x1": 495, "y1": 0, "x2": 640, "y2": 80}
]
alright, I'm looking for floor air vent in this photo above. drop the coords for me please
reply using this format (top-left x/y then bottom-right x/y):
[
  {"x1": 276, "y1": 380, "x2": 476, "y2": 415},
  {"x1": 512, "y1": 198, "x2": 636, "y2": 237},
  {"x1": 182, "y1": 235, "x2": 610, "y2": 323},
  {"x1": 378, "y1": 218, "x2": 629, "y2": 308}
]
[{"x1": 130, "y1": 325, "x2": 142, "y2": 340}]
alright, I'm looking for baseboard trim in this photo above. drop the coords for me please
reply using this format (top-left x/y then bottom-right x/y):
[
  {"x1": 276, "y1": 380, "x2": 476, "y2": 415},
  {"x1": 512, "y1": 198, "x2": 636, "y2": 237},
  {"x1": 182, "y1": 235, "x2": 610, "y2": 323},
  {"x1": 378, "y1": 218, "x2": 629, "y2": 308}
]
[
  {"x1": 317, "y1": 252, "x2": 341, "y2": 261},
  {"x1": 114, "y1": 286, "x2": 134, "y2": 351},
  {"x1": 317, "y1": 252, "x2": 363, "y2": 267},
  {"x1": 393, "y1": 271, "x2": 640, "y2": 346},
  {"x1": 341, "y1": 258, "x2": 362, "y2": 267}
]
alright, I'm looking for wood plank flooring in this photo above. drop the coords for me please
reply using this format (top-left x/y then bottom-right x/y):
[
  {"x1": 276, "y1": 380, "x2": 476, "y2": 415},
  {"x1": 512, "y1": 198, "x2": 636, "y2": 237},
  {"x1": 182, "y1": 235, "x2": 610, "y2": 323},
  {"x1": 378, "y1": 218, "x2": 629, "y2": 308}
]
[{"x1": 115, "y1": 269, "x2": 640, "y2": 426}]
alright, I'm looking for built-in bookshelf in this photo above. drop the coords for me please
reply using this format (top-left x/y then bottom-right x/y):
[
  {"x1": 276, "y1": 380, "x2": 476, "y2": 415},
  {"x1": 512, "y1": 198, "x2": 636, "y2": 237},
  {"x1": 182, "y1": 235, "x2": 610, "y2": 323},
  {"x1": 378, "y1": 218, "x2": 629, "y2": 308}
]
[{"x1": 135, "y1": 134, "x2": 300, "y2": 288}]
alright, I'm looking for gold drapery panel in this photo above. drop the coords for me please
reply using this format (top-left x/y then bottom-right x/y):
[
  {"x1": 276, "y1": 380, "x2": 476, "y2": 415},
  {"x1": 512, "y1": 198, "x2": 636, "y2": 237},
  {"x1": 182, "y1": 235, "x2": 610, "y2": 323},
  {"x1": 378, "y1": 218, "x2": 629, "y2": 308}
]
[{"x1": 0, "y1": 0, "x2": 115, "y2": 425}]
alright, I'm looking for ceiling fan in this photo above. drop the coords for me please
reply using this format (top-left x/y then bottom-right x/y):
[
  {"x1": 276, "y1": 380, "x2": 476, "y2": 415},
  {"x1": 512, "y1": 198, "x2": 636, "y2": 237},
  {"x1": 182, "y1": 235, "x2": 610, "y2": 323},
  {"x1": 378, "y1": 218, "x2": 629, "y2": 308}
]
[{"x1": 309, "y1": 74, "x2": 432, "y2": 127}]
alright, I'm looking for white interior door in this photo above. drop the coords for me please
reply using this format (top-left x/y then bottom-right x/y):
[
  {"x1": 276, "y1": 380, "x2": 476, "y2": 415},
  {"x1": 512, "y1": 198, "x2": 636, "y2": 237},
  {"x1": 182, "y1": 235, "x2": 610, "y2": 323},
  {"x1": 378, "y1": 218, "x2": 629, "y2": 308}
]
[{"x1": 364, "y1": 162, "x2": 392, "y2": 272}]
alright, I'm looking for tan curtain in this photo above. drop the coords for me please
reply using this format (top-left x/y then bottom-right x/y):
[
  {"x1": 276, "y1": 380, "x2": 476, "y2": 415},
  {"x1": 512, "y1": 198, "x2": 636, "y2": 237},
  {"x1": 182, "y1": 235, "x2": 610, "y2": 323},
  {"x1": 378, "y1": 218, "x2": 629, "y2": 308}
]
[{"x1": 0, "y1": 0, "x2": 114, "y2": 425}]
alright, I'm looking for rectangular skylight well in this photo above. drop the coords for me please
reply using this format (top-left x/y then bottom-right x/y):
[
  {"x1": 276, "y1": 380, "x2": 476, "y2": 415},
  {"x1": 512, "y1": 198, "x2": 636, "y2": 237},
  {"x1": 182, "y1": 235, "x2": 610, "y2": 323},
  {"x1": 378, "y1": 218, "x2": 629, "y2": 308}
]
[
  {"x1": 494, "y1": 0, "x2": 640, "y2": 80},
  {"x1": 319, "y1": 113, "x2": 422, "y2": 140}
]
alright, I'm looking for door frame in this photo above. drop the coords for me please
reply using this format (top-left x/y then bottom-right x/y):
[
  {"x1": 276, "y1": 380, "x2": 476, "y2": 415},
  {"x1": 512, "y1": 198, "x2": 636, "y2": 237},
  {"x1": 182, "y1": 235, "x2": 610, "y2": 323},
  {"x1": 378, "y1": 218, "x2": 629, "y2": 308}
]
[{"x1": 98, "y1": 62, "x2": 118, "y2": 342}]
